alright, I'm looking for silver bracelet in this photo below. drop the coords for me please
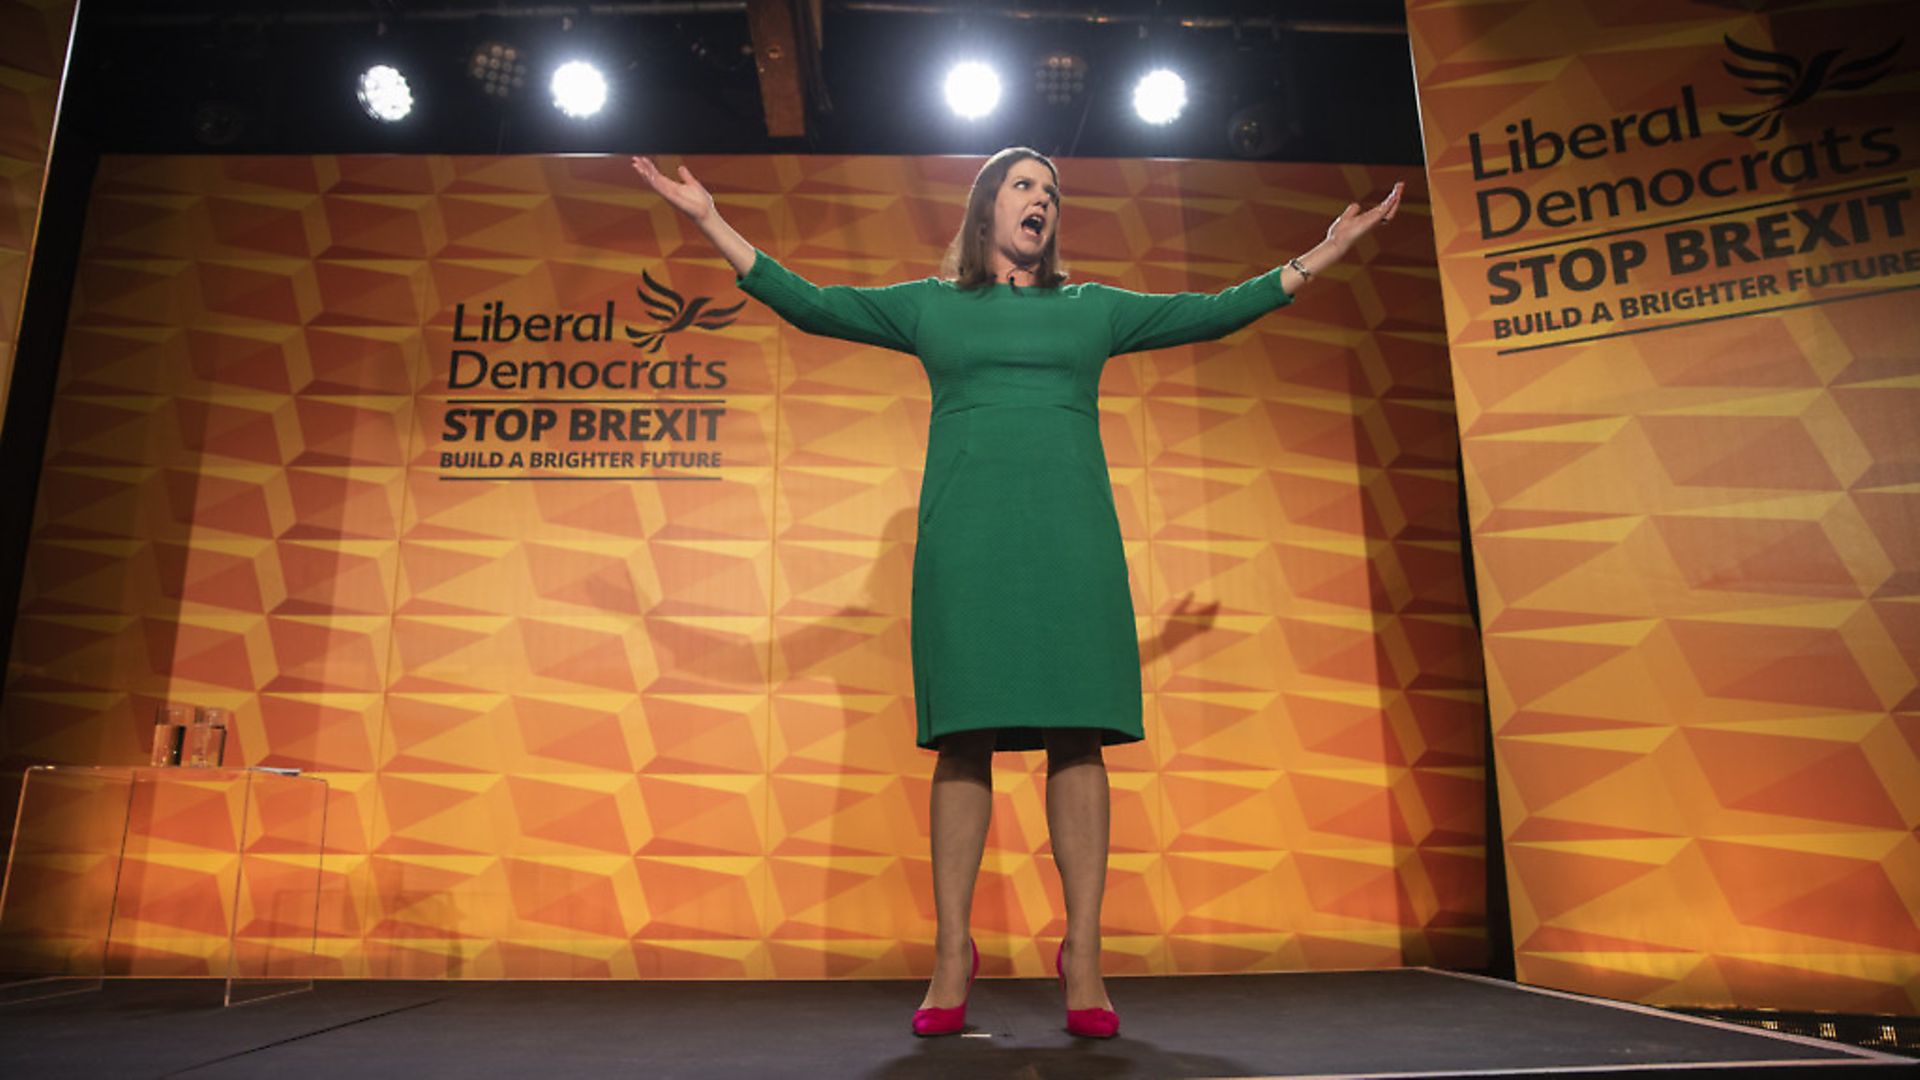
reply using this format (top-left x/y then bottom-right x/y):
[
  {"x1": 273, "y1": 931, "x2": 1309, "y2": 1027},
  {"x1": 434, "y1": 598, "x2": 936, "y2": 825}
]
[{"x1": 1287, "y1": 255, "x2": 1313, "y2": 280}]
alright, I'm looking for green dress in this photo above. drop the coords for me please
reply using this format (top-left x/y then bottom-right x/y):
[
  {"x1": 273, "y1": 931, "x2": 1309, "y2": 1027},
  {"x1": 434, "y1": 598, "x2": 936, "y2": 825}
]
[{"x1": 738, "y1": 252, "x2": 1293, "y2": 751}]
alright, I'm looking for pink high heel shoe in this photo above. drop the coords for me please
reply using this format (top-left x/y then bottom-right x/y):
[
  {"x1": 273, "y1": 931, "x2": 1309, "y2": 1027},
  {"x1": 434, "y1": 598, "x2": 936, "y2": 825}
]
[
  {"x1": 1054, "y1": 942, "x2": 1120, "y2": 1038},
  {"x1": 911, "y1": 938, "x2": 979, "y2": 1036}
]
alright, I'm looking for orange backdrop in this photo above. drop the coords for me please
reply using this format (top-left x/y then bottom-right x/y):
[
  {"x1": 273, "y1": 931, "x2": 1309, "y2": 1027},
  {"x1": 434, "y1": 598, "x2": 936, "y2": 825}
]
[
  {"x1": 1408, "y1": 0, "x2": 1920, "y2": 1012},
  {"x1": 1, "y1": 153, "x2": 1484, "y2": 980}
]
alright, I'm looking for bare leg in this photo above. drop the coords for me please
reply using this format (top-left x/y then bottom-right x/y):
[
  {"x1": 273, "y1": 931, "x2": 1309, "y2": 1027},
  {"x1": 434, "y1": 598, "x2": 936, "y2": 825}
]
[
  {"x1": 919, "y1": 730, "x2": 995, "y2": 1009},
  {"x1": 1044, "y1": 728, "x2": 1113, "y2": 1011}
]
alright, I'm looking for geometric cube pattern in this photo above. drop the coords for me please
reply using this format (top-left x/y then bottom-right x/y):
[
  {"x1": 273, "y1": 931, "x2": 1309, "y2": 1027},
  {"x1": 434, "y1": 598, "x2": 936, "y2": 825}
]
[
  {"x1": 2, "y1": 152, "x2": 1484, "y2": 979},
  {"x1": 0, "y1": 0, "x2": 78, "y2": 428},
  {"x1": 1409, "y1": 0, "x2": 1920, "y2": 1012}
]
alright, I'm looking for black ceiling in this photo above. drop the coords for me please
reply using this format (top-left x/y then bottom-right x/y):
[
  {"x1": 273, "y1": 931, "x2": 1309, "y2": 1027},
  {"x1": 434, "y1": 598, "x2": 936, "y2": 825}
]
[{"x1": 62, "y1": 0, "x2": 1422, "y2": 163}]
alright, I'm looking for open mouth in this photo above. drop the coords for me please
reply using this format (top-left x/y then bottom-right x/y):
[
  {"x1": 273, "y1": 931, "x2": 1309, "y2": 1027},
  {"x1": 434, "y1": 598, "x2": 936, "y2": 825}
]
[{"x1": 1021, "y1": 214, "x2": 1045, "y2": 237}]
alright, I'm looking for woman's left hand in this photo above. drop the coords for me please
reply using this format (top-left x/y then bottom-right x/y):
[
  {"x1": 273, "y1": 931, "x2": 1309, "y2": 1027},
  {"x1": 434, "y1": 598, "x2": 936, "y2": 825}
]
[{"x1": 1325, "y1": 181, "x2": 1404, "y2": 254}]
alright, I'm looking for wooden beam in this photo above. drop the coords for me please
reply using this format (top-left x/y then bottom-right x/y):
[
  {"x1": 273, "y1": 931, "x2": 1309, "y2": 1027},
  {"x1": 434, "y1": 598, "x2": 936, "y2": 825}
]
[{"x1": 746, "y1": 0, "x2": 806, "y2": 137}]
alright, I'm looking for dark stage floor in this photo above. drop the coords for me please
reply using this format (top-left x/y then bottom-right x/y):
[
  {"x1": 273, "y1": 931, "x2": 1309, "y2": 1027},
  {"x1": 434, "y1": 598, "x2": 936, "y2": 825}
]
[{"x1": 0, "y1": 969, "x2": 1908, "y2": 1079}]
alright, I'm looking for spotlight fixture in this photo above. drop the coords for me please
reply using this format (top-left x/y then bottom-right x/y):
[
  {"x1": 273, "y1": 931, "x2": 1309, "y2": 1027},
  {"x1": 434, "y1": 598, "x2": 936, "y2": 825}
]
[
  {"x1": 1132, "y1": 69, "x2": 1187, "y2": 125},
  {"x1": 1034, "y1": 52, "x2": 1087, "y2": 107},
  {"x1": 551, "y1": 60, "x2": 609, "y2": 118},
  {"x1": 1227, "y1": 101, "x2": 1284, "y2": 158},
  {"x1": 944, "y1": 61, "x2": 1002, "y2": 120},
  {"x1": 356, "y1": 64, "x2": 413, "y2": 122},
  {"x1": 469, "y1": 41, "x2": 528, "y2": 99}
]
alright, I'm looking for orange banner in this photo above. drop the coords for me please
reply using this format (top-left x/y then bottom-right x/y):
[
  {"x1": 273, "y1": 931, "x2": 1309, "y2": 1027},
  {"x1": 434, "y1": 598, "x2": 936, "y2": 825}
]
[
  {"x1": 3, "y1": 153, "x2": 1483, "y2": 980},
  {"x1": 1409, "y1": 0, "x2": 1920, "y2": 1011}
]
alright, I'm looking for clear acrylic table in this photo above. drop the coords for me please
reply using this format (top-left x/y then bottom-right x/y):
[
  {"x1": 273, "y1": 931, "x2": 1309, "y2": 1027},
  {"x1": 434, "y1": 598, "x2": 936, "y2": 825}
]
[{"x1": 0, "y1": 765, "x2": 328, "y2": 1006}]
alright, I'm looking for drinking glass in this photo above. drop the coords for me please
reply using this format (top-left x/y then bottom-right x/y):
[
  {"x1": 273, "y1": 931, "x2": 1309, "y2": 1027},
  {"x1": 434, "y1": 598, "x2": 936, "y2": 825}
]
[
  {"x1": 149, "y1": 704, "x2": 189, "y2": 766},
  {"x1": 188, "y1": 706, "x2": 229, "y2": 768}
]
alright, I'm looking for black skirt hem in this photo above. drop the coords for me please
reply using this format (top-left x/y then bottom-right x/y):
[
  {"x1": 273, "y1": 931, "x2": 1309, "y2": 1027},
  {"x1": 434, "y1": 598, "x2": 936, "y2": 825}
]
[{"x1": 916, "y1": 722, "x2": 1145, "y2": 753}]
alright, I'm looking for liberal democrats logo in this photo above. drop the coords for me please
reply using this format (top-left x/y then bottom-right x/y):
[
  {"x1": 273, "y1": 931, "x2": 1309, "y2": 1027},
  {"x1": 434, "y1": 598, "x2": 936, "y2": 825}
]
[
  {"x1": 625, "y1": 269, "x2": 747, "y2": 353},
  {"x1": 1719, "y1": 34, "x2": 1902, "y2": 140}
]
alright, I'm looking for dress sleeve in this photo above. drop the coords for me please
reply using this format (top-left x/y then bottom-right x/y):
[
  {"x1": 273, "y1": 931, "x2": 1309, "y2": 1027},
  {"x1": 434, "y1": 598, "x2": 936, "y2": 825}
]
[
  {"x1": 735, "y1": 249, "x2": 930, "y2": 355},
  {"x1": 1093, "y1": 268, "x2": 1293, "y2": 356}
]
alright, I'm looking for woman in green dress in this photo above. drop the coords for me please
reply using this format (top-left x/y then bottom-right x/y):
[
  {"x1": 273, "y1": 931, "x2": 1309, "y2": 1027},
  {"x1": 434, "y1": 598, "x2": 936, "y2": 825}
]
[{"x1": 631, "y1": 149, "x2": 1401, "y2": 1037}]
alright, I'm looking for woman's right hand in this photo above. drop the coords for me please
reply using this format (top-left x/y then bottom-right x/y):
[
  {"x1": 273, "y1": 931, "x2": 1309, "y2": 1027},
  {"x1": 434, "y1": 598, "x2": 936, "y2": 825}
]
[
  {"x1": 629, "y1": 155, "x2": 757, "y2": 278},
  {"x1": 631, "y1": 156, "x2": 714, "y2": 223}
]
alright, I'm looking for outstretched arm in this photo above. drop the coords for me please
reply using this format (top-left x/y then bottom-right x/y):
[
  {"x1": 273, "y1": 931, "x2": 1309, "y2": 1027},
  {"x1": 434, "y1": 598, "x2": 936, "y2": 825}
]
[
  {"x1": 1278, "y1": 181, "x2": 1403, "y2": 296},
  {"x1": 1104, "y1": 181, "x2": 1405, "y2": 355},
  {"x1": 629, "y1": 155, "x2": 927, "y2": 353},
  {"x1": 631, "y1": 155, "x2": 757, "y2": 277}
]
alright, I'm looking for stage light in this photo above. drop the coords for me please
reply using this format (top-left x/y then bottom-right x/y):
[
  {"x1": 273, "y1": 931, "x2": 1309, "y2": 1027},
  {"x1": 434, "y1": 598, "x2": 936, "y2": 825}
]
[
  {"x1": 551, "y1": 60, "x2": 609, "y2": 118},
  {"x1": 944, "y1": 61, "x2": 1002, "y2": 120},
  {"x1": 356, "y1": 64, "x2": 413, "y2": 123},
  {"x1": 469, "y1": 41, "x2": 528, "y2": 100},
  {"x1": 1228, "y1": 101, "x2": 1283, "y2": 158},
  {"x1": 1132, "y1": 69, "x2": 1187, "y2": 125},
  {"x1": 1035, "y1": 52, "x2": 1087, "y2": 107}
]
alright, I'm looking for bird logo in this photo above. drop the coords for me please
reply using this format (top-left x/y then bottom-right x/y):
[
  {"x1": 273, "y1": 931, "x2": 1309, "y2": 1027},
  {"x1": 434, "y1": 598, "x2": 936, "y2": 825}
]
[
  {"x1": 624, "y1": 270, "x2": 747, "y2": 353},
  {"x1": 1718, "y1": 34, "x2": 1903, "y2": 141}
]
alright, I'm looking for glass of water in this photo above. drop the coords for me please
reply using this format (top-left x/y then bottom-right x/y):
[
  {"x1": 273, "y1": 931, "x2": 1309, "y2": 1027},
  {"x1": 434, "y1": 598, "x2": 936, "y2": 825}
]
[
  {"x1": 150, "y1": 704, "x2": 190, "y2": 766},
  {"x1": 188, "y1": 706, "x2": 230, "y2": 768}
]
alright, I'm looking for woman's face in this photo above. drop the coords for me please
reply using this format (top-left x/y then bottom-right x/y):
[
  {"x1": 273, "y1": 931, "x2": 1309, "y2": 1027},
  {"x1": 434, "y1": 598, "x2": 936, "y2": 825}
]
[{"x1": 990, "y1": 157, "x2": 1060, "y2": 266}]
